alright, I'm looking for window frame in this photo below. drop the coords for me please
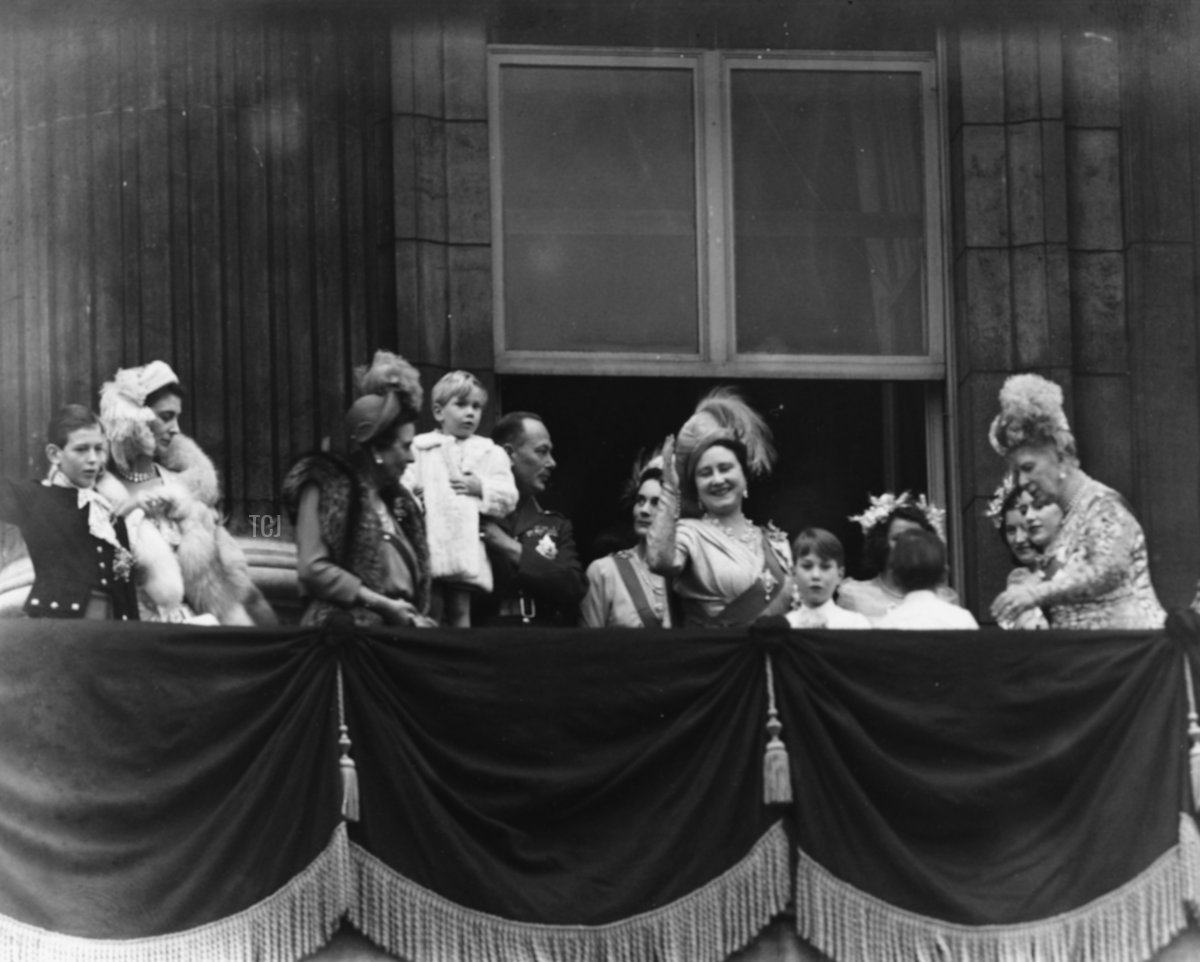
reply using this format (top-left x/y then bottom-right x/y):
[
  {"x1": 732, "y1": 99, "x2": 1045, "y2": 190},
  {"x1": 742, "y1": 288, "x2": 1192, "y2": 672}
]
[{"x1": 488, "y1": 46, "x2": 946, "y2": 380}]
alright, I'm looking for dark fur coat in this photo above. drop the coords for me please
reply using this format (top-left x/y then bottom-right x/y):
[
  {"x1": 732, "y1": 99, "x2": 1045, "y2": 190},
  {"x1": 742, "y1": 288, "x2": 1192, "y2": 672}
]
[{"x1": 282, "y1": 452, "x2": 430, "y2": 627}]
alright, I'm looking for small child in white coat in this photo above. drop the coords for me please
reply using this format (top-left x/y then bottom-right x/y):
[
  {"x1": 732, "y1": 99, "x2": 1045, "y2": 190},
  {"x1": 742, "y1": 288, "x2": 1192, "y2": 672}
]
[
  {"x1": 786, "y1": 528, "x2": 871, "y2": 629},
  {"x1": 875, "y1": 530, "x2": 978, "y2": 630},
  {"x1": 404, "y1": 371, "x2": 518, "y2": 626}
]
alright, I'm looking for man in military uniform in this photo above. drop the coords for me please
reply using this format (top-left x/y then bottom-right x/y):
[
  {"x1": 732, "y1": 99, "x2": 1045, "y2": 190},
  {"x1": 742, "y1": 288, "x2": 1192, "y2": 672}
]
[{"x1": 475, "y1": 412, "x2": 586, "y2": 626}]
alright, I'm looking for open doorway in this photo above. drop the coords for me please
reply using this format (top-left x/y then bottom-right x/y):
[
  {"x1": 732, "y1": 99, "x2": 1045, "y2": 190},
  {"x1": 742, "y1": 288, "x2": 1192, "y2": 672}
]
[{"x1": 496, "y1": 376, "x2": 934, "y2": 580}]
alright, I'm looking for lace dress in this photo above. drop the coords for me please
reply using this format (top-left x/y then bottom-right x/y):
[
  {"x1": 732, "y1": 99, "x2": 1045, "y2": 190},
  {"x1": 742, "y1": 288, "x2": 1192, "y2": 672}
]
[{"x1": 1031, "y1": 476, "x2": 1165, "y2": 630}]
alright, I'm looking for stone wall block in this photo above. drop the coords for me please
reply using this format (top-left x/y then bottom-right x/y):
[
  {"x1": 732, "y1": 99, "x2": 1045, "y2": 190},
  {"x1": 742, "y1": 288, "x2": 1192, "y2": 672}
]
[
  {"x1": 957, "y1": 25, "x2": 1005, "y2": 123},
  {"x1": 1006, "y1": 122, "x2": 1045, "y2": 246},
  {"x1": 446, "y1": 121, "x2": 490, "y2": 245},
  {"x1": 1044, "y1": 244, "x2": 1073, "y2": 368},
  {"x1": 1067, "y1": 128, "x2": 1122, "y2": 250},
  {"x1": 1070, "y1": 251, "x2": 1127, "y2": 374},
  {"x1": 443, "y1": 12, "x2": 486, "y2": 121},
  {"x1": 963, "y1": 248, "x2": 1013, "y2": 371},
  {"x1": 448, "y1": 245, "x2": 494, "y2": 369},
  {"x1": 1036, "y1": 23, "x2": 1064, "y2": 120},
  {"x1": 1063, "y1": 28, "x2": 1121, "y2": 128},
  {"x1": 1073, "y1": 373, "x2": 1133, "y2": 499},
  {"x1": 1010, "y1": 245, "x2": 1050, "y2": 369},
  {"x1": 960, "y1": 126, "x2": 1010, "y2": 248},
  {"x1": 414, "y1": 116, "x2": 448, "y2": 242},
  {"x1": 1002, "y1": 25, "x2": 1041, "y2": 123},
  {"x1": 1040, "y1": 121, "x2": 1069, "y2": 244}
]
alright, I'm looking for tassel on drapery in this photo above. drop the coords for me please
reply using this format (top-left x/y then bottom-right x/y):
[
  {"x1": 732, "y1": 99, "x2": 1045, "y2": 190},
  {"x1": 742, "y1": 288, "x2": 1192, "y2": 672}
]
[
  {"x1": 337, "y1": 664, "x2": 359, "y2": 823},
  {"x1": 762, "y1": 654, "x2": 792, "y2": 805},
  {"x1": 0, "y1": 825, "x2": 353, "y2": 962},
  {"x1": 794, "y1": 816, "x2": 1197, "y2": 962},
  {"x1": 1182, "y1": 654, "x2": 1200, "y2": 812},
  {"x1": 349, "y1": 822, "x2": 791, "y2": 962}
]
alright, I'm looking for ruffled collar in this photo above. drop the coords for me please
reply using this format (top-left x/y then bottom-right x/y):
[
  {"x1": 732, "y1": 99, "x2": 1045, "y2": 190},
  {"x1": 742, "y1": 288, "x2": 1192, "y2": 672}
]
[{"x1": 45, "y1": 469, "x2": 121, "y2": 549}]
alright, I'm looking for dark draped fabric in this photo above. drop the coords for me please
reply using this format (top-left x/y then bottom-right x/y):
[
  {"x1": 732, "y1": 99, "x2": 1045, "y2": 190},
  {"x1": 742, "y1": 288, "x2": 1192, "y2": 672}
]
[
  {"x1": 342, "y1": 626, "x2": 778, "y2": 923},
  {"x1": 771, "y1": 627, "x2": 1188, "y2": 924},
  {"x1": 0, "y1": 619, "x2": 1194, "y2": 962},
  {"x1": 0, "y1": 621, "x2": 342, "y2": 937}
]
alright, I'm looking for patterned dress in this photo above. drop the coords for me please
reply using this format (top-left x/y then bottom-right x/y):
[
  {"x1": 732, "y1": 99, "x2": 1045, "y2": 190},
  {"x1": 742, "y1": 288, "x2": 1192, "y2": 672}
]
[{"x1": 1031, "y1": 476, "x2": 1165, "y2": 630}]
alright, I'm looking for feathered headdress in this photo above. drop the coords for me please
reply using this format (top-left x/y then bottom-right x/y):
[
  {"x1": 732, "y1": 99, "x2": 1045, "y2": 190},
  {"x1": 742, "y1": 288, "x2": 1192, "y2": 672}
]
[
  {"x1": 621, "y1": 444, "x2": 665, "y2": 503},
  {"x1": 674, "y1": 386, "x2": 774, "y2": 476},
  {"x1": 849, "y1": 491, "x2": 947, "y2": 543},
  {"x1": 988, "y1": 373, "x2": 1076, "y2": 460},
  {"x1": 354, "y1": 350, "x2": 424, "y2": 412},
  {"x1": 985, "y1": 474, "x2": 1018, "y2": 530},
  {"x1": 99, "y1": 362, "x2": 181, "y2": 474}
]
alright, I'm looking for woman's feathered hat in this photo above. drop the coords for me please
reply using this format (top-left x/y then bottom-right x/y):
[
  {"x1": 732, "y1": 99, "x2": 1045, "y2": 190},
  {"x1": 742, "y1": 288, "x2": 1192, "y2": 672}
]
[
  {"x1": 988, "y1": 373, "x2": 1077, "y2": 461},
  {"x1": 99, "y1": 361, "x2": 181, "y2": 474},
  {"x1": 354, "y1": 350, "x2": 423, "y2": 411},
  {"x1": 347, "y1": 350, "x2": 424, "y2": 442},
  {"x1": 673, "y1": 387, "x2": 775, "y2": 509}
]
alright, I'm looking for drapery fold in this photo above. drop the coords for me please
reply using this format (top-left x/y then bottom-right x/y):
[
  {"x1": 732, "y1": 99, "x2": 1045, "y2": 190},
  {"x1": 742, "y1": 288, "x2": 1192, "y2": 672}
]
[
  {"x1": 341, "y1": 627, "x2": 787, "y2": 961},
  {"x1": 0, "y1": 620, "x2": 1195, "y2": 962},
  {"x1": 771, "y1": 627, "x2": 1192, "y2": 962},
  {"x1": 0, "y1": 621, "x2": 346, "y2": 959}
]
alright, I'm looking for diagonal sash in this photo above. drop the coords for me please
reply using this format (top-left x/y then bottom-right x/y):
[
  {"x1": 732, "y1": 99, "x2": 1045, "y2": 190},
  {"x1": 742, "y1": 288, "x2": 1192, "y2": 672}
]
[
  {"x1": 612, "y1": 552, "x2": 662, "y2": 628},
  {"x1": 713, "y1": 531, "x2": 791, "y2": 628}
]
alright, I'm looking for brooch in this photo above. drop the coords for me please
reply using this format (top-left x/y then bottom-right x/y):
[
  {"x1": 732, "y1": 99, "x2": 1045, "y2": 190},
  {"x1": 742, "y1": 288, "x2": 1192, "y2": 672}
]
[{"x1": 535, "y1": 533, "x2": 558, "y2": 560}]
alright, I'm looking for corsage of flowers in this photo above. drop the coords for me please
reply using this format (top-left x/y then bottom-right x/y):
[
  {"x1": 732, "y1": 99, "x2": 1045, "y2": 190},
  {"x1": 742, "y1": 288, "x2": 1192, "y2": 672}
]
[
  {"x1": 985, "y1": 475, "x2": 1018, "y2": 530},
  {"x1": 849, "y1": 491, "x2": 947, "y2": 543},
  {"x1": 112, "y1": 545, "x2": 135, "y2": 583}
]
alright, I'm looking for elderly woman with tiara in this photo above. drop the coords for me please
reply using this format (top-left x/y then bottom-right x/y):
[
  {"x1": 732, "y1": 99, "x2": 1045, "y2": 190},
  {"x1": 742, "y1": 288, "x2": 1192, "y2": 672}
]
[
  {"x1": 989, "y1": 373, "x2": 1164, "y2": 629},
  {"x1": 647, "y1": 389, "x2": 795, "y2": 628},
  {"x1": 282, "y1": 352, "x2": 434, "y2": 628}
]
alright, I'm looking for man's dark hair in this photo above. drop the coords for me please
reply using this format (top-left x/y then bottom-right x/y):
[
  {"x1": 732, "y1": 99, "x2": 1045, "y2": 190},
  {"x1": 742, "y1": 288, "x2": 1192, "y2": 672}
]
[
  {"x1": 889, "y1": 529, "x2": 946, "y2": 593},
  {"x1": 493, "y1": 411, "x2": 544, "y2": 449}
]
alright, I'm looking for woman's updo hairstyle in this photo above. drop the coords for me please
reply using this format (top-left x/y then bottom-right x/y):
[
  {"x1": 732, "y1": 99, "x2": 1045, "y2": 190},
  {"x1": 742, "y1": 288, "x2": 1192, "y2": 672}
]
[{"x1": 988, "y1": 373, "x2": 1077, "y2": 464}]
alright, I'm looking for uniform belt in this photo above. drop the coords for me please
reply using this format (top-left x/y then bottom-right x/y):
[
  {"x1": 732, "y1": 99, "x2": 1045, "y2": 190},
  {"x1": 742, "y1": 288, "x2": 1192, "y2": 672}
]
[{"x1": 497, "y1": 594, "x2": 537, "y2": 623}]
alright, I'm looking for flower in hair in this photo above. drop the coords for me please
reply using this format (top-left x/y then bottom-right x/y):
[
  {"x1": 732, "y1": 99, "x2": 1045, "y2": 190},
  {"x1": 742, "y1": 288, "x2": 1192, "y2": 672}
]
[
  {"x1": 985, "y1": 475, "x2": 1018, "y2": 529},
  {"x1": 849, "y1": 490, "x2": 947, "y2": 543}
]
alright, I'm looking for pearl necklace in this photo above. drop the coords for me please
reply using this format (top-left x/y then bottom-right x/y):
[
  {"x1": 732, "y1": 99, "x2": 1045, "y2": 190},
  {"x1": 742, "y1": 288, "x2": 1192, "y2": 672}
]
[
  {"x1": 113, "y1": 463, "x2": 156, "y2": 484},
  {"x1": 702, "y1": 514, "x2": 777, "y2": 600},
  {"x1": 702, "y1": 513, "x2": 759, "y2": 547}
]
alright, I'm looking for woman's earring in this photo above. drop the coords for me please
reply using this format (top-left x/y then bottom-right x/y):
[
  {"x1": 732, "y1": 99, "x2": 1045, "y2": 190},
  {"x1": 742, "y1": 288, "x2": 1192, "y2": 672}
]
[
  {"x1": 373, "y1": 453, "x2": 384, "y2": 465},
  {"x1": 743, "y1": 486, "x2": 749, "y2": 500},
  {"x1": 1058, "y1": 471, "x2": 1066, "y2": 481}
]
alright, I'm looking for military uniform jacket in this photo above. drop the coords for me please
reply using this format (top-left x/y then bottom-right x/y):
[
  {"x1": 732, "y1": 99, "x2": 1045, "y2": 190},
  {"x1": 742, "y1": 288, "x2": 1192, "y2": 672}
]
[
  {"x1": 0, "y1": 479, "x2": 139, "y2": 620},
  {"x1": 476, "y1": 497, "x2": 587, "y2": 626}
]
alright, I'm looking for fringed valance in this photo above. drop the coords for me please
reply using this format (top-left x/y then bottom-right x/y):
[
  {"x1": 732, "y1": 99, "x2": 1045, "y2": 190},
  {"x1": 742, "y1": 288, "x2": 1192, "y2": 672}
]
[
  {"x1": 772, "y1": 625, "x2": 1193, "y2": 962},
  {"x1": 0, "y1": 620, "x2": 1196, "y2": 962}
]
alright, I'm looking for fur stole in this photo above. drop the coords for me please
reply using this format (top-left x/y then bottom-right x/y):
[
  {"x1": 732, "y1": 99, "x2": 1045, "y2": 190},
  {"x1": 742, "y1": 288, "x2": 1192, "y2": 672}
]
[
  {"x1": 159, "y1": 433, "x2": 221, "y2": 508},
  {"x1": 282, "y1": 452, "x2": 430, "y2": 627},
  {"x1": 159, "y1": 434, "x2": 276, "y2": 625}
]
